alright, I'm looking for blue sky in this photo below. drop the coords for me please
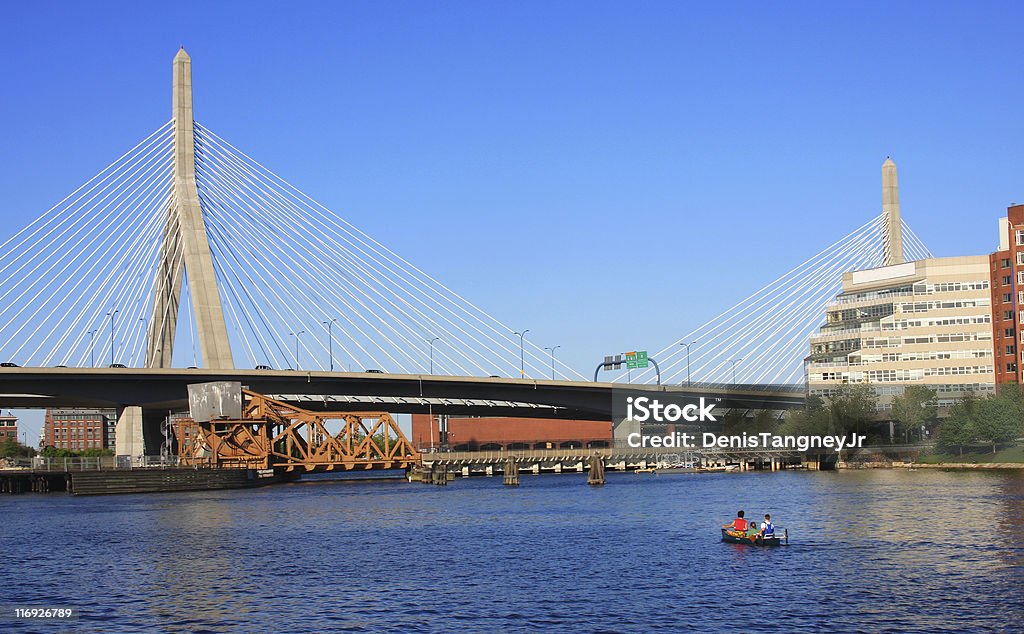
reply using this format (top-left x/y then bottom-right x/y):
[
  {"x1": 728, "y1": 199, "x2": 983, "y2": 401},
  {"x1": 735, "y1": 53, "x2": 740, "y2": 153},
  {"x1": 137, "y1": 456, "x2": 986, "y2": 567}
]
[{"x1": 2, "y1": 1, "x2": 1022, "y2": 443}]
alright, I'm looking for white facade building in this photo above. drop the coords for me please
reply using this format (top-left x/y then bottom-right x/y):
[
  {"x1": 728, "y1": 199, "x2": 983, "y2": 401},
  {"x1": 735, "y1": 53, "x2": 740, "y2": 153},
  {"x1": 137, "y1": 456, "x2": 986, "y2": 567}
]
[{"x1": 806, "y1": 257, "x2": 995, "y2": 410}]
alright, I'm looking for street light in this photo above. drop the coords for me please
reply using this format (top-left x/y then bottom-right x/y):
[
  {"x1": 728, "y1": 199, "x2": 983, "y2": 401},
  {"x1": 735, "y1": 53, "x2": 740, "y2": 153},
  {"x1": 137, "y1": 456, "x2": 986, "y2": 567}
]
[
  {"x1": 290, "y1": 330, "x2": 305, "y2": 371},
  {"x1": 322, "y1": 318, "x2": 338, "y2": 371},
  {"x1": 427, "y1": 337, "x2": 440, "y2": 375},
  {"x1": 513, "y1": 329, "x2": 529, "y2": 377},
  {"x1": 543, "y1": 345, "x2": 561, "y2": 380},
  {"x1": 88, "y1": 329, "x2": 97, "y2": 368},
  {"x1": 679, "y1": 341, "x2": 696, "y2": 386},
  {"x1": 728, "y1": 357, "x2": 743, "y2": 385},
  {"x1": 106, "y1": 309, "x2": 118, "y2": 366}
]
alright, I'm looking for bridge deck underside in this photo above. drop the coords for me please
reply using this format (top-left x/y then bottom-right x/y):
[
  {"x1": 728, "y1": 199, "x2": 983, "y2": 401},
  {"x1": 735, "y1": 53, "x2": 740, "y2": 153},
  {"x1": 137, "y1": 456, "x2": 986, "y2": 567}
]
[{"x1": 0, "y1": 369, "x2": 806, "y2": 419}]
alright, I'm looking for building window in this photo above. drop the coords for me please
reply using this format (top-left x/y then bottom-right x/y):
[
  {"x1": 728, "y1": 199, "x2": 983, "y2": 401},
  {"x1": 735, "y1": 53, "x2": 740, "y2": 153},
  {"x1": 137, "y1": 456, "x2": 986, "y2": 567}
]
[
  {"x1": 1006, "y1": 311, "x2": 1015, "y2": 321},
  {"x1": 1004, "y1": 275, "x2": 1013, "y2": 285},
  {"x1": 1005, "y1": 328, "x2": 1015, "y2": 338},
  {"x1": 1018, "y1": 230, "x2": 1024, "y2": 246},
  {"x1": 1008, "y1": 345, "x2": 1017, "y2": 356},
  {"x1": 1005, "y1": 293, "x2": 1013, "y2": 303},
  {"x1": 1018, "y1": 252, "x2": 1024, "y2": 266},
  {"x1": 1004, "y1": 257, "x2": 1014, "y2": 268}
]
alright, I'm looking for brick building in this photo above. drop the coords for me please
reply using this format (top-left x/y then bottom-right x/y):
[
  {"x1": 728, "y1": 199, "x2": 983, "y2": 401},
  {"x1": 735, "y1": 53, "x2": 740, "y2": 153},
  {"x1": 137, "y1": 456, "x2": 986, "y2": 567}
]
[
  {"x1": 0, "y1": 412, "x2": 17, "y2": 442},
  {"x1": 44, "y1": 409, "x2": 117, "y2": 451},
  {"x1": 989, "y1": 204, "x2": 1024, "y2": 387},
  {"x1": 411, "y1": 414, "x2": 611, "y2": 451}
]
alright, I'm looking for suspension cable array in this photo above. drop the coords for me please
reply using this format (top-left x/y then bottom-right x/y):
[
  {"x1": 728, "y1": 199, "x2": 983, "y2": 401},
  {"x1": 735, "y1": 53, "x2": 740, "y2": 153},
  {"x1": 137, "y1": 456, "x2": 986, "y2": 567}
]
[
  {"x1": 624, "y1": 213, "x2": 934, "y2": 386},
  {"x1": 192, "y1": 124, "x2": 584, "y2": 379},
  {"x1": 0, "y1": 112, "x2": 934, "y2": 384},
  {"x1": 0, "y1": 119, "x2": 586, "y2": 380},
  {"x1": 0, "y1": 122, "x2": 174, "y2": 368}
]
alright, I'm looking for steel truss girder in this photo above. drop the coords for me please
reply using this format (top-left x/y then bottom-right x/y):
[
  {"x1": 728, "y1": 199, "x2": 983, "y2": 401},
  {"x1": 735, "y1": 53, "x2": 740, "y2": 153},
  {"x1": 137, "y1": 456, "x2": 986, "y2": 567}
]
[{"x1": 176, "y1": 390, "x2": 420, "y2": 472}]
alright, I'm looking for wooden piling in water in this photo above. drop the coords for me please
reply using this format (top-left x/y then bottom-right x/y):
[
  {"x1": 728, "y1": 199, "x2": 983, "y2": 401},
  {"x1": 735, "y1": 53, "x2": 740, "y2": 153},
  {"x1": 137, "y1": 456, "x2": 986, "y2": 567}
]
[
  {"x1": 587, "y1": 454, "x2": 605, "y2": 486},
  {"x1": 430, "y1": 464, "x2": 448, "y2": 485},
  {"x1": 503, "y1": 458, "x2": 519, "y2": 486}
]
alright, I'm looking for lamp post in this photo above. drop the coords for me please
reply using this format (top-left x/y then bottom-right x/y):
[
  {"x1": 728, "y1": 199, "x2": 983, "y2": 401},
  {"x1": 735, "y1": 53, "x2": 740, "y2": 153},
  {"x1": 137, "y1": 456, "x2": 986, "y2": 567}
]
[
  {"x1": 543, "y1": 345, "x2": 560, "y2": 380},
  {"x1": 88, "y1": 329, "x2": 97, "y2": 368},
  {"x1": 679, "y1": 341, "x2": 696, "y2": 386},
  {"x1": 106, "y1": 309, "x2": 118, "y2": 366},
  {"x1": 322, "y1": 318, "x2": 338, "y2": 371},
  {"x1": 513, "y1": 330, "x2": 529, "y2": 377},
  {"x1": 290, "y1": 330, "x2": 305, "y2": 371},
  {"x1": 427, "y1": 337, "x2": 440, "y2": 375},
  {"x1": 729, "y1": 357, "x2": 743, "y2": 385}
]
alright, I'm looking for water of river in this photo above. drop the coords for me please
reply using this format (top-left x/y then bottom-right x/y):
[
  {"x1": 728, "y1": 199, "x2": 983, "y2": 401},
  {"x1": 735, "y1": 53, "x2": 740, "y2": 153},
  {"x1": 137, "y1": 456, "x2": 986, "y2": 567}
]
[{"x1": 1, "y1": 470, "x2": 1023, "y2": 632}]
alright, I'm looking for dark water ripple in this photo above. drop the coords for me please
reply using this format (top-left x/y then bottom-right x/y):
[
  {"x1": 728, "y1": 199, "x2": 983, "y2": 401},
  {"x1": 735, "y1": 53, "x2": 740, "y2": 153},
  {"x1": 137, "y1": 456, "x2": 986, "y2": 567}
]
[{"x1": 1, "y1": 470, "x2": 1023, "y2": 632}]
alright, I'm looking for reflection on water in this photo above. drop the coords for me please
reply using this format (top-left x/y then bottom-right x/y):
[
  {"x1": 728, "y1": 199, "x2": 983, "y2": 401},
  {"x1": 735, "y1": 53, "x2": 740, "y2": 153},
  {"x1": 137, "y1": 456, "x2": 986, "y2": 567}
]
[{"x1": 2, "y1": 470, "x2": 1023, "y2": 632}]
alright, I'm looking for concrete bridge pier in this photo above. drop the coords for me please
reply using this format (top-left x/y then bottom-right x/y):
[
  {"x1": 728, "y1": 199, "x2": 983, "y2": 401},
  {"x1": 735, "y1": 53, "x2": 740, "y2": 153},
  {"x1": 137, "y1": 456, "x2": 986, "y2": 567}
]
[
  {"x1": 115, "y1": 407, "x2": 144, "y2": 459},
  {"x1": 115, "y1": 407, "x2": 171, "y2": 459}
]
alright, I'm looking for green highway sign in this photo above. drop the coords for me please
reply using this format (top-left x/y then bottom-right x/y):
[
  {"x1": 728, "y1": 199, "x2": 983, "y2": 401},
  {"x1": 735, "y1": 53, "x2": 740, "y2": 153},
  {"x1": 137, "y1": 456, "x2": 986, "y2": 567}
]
[{"x1": 624, "y1": 350, "x2": 648, "y2": 369}]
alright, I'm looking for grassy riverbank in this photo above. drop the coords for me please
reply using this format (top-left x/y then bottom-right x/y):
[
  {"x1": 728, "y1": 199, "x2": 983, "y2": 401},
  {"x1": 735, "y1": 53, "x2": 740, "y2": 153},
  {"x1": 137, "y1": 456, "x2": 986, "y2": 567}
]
[{"x1": 916, "y1": 444, "x2": 1024, "y2": 464}]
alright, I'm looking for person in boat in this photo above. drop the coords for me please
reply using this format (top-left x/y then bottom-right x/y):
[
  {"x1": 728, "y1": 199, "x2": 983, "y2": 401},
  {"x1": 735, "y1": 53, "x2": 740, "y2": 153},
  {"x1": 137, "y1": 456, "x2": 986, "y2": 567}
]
[
  {"x1": 723, "y1": 510, "x2": 748, "y2": 536},
  {"x1": 760, "y1": 514, "x2": 775, "y2": 541},
  {"x1": 746, "y1": 518, "x2": 761, "y2": 541}
]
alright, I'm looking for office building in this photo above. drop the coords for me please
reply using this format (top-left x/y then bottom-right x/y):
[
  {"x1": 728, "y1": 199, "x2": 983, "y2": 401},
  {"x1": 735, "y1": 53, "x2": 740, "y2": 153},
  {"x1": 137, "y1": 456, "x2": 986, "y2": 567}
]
[
  {"x1": 988, "y1": 204, "x2": 1024, "y2": 386},
  {"x1": 44, "y1": 408, "x2": 117, "y2": 451}
]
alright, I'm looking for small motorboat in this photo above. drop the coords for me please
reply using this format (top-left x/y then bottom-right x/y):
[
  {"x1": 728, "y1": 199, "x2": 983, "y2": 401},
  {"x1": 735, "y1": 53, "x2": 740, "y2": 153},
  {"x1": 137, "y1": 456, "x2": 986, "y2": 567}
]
[
  {"x1": 650, "y1": 454, "x2": 699, "y2": 475},
  {"x1": 654, "y1": 465, "x2": 699, "y2": 475},
  {"x1": 721, "y1": 527, "x2": 788, "y2": 547},
  {"x1": 697, "y1": 465, "x2": 729, "y2": 473}
]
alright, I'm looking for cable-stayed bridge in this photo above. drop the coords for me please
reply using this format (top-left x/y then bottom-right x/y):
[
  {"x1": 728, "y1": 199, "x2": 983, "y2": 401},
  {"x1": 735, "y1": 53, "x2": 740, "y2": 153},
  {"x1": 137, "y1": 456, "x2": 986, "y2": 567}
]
[
  {"x1": 0, "y1": 50, "x2": 930, "y2": 457},
  {"x1": 625, "y1": 212, "x2": 932, "y2": 386}
]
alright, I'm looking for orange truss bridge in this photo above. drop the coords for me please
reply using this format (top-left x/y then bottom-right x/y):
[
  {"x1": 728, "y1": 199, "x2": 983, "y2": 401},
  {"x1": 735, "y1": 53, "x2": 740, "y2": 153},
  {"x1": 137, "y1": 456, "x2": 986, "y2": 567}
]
[{"x1": 176, "y1": 391, "x2": 419, "y2": 472}]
